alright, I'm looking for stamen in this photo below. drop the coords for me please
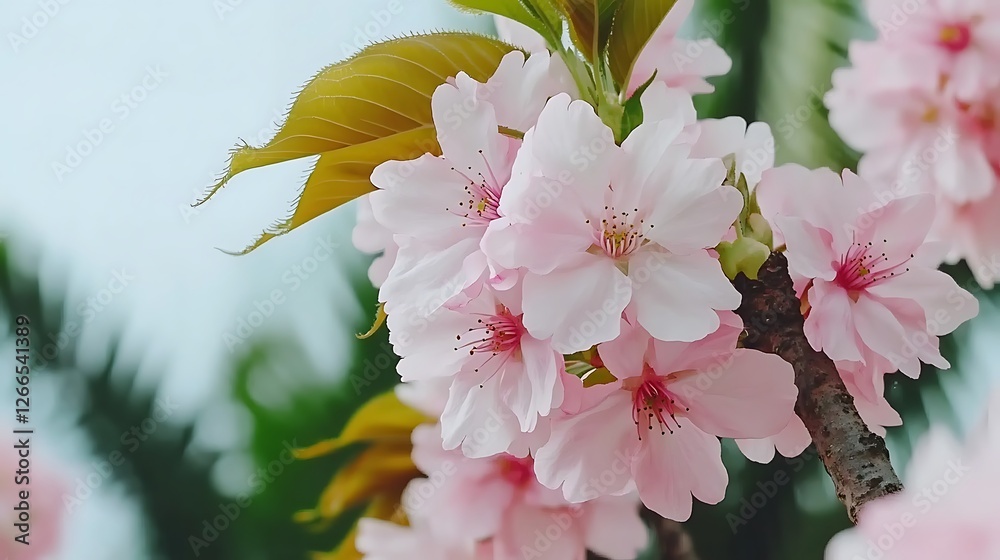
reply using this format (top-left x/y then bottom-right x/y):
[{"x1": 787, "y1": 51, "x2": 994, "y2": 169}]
[
  {"x1": 835, "y1": 234, "x2": 913, "y2": 292},
  {"x1": 591, "y1": 205, "x2": 646, "y2": 259},
  {"x1": 444, "y1": 151, "x2": 505, "y2": 226},
  {"x1": 625, "y1": 367, "x2": 688, "y2": 441},
  {"x1": 453, "y1": 306, "x2": 525, "y2": 386}
]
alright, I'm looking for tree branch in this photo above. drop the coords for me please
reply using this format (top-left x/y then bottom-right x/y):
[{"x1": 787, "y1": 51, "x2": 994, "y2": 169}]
[{"x1": 732, "y1": 253, "x2": 903, "y2": 523}]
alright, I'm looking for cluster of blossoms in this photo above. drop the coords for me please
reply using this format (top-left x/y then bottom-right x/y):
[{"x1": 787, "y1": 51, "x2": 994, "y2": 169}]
[
  {"x1": 346, "y1": 2, "x2": 980, "y2": 558},
  {"x1": 825, "y1": 396, "x2": 1000, "y2": 559},
  {"x1": 826, "y1": 0, "x2": 1000, "y2": 288}
]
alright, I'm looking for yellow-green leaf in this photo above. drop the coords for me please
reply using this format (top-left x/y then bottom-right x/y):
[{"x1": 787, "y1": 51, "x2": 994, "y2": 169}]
[
  {"x1": 201, "y1": 33, "x2": 518, "y2": 253},
  {"x1": 356, "y1": 303, "x2": 387, "y2": 340},
  {"x1": 607, "y1": 0, "x2": 679, "y2": 87},
  {"x1": 314, "y1": 444, "x2": 417, "y2": 519},
  {"x1": 295, "y1": 391, "x2": 429, "y2": 459}
]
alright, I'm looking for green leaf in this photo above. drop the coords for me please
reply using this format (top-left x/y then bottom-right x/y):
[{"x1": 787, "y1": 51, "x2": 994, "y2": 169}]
[
  {"x1": 451, "y1": 0, "x2": 559, "y2": 46},
  {"x1": 554, "y1": 0, "x2": 622, "y2": 61},
  {"x1": 607, "y1": 0, "x2": 679, "y2": 87},
  {"x1": 199, "y1": 33, "x2": 517, "y2": 254},
  {"x1": 619, "y1": 71, "x2": 656, "y2": 141},
  {"x1": 525, "y1": 0, "x2": 565, "y2": 32}
]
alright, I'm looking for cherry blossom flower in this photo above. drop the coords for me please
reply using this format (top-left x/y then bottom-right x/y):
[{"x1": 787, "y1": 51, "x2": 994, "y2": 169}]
[
  {"x1": 534, "y1": 314, "x2": 797, "y2": 520},
  {"x1": 930, "y1": 183, "x2": 1000, "y2": 289},
  {"x1": 756, "y1": 165, "x2": 979, "y2": 377},
  {"x1": 826, "y1": 41, "x2": 996, "y2": 205},
  {"x1": 627, "y1": 0, "x2": 732, "y2": 96},
  {"x1": 387, "y1": 284, "x2": 567, "y2": 458},
  {"x1": 400, "y1": 424, "x2": 649, "y2": 560},
  {"x1": 825, "y1": 417, "x2": 1000, "y2": 559},
  {"x1": 865, "y1": 0, "x2": 1000, "y2": 100},
  {"x1": 482, "y1": 86, "x2": 742, "y2": 352},
  {"x1": 371, "y1": 50, "x2": 572, "y2": 317}
]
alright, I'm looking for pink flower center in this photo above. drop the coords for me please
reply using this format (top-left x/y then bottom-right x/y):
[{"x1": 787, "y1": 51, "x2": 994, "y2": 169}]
[
  {"x1": 623, "y1": 368, "x2": 688, "y2": 440},
  {"x1": 496, "y1": 454, "x2": 534, "y2": 487},
  {"x1": 938, "y1": 23, "x2": 972, "y2": 53},
  {"x1": 834, "y1": 238, "x2": 913, "y2": 293},
  {"x1": 589, "y1": 205, "x2": 648, "y2": 260},
  {"x1": 448, "y1": 150, "x2": 504, "y2": 226},
  {"x1": 455, "y1": 305, "x2": 524, "y2": 372}
]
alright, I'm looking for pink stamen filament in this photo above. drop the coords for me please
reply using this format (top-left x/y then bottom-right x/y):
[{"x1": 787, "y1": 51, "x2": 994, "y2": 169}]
[
  {"x1": 626, "y1": 369, "x2": 688, "y2": 440},
  {"x1": 445, "y1": 150, "x2": 504, "y2": 226},
  {"x1": 834, "y1": 237, "x2": 913, "y2": 292},
  {"x1": 588, "y1": 205, "x2": 649, "y2": 259},
  {"x1": 454, "y1": 307, "x2": 525, "y2": 386}
]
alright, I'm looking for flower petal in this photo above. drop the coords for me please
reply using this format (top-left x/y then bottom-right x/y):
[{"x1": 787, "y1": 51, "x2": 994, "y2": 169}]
[
  {"x1": 522, "y1": 253, "x2": 631, "y2": 353},
  {"x1": 631, "y1": 250, "x2": 741, "y2": 343},
  {"x1": 669, "y1": 349, "x2": 797, "y2": 439},
  {"x1": 534, "y1": 389, "x2": 637, "y2": 502},
  {"x1": 632, "y1": 419, "x2": 726, "y2": 521}
]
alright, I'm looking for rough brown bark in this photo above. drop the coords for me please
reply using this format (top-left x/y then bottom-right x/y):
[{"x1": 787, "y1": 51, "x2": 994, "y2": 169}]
[
  {"x1": 588, "y1": 508, "x2": 699, "y2": 560},
  {"x1": 732, "y1": 252, "x2": 903, "y2": 523}
]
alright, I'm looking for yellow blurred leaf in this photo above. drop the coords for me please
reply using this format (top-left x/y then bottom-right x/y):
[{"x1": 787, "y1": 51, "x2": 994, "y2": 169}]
[
  {"x1": 295, "y1": 391, "x2": 429, "y2": 459},
  {"x1": 201, "y1": 33, "x2": 520, "y2": 253},
  {"x1": 356, "y1": 303, "x2": 387, "y2": 340},
  {"x1": 315, "y1": 443, "x2": 418, "y2": 519},
  {"x1": 607, "y1": 0, "x2": 678, "y2": 87}
]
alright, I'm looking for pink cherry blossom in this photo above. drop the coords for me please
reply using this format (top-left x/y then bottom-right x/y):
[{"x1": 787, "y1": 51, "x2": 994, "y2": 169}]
[
  {"x1": 930, "y1": 183, "x2": 1000, "y2": 288},
  {"x1": 865, "y1": 0, "x2": 1000, "y2": 100},
  {"x1": 825, "y1": 417, "x2": 1000, "y2": 560},
  {"x1": 387, "y1": 284, "x2": 566, "y2": 458},
  {"x1": 756, "y1": 165, "x2": 979, "y2": 377},
  {"x1": 627, "y1": 0, "x2": 732, "y2": 96},
  {"x1": 826, "y1": 41, "x2": 997, "y2": 205},
  {"x1": 400, "y1": 424, "x2": 649, "y2": 560},
  {"x1": 371, "y1": 50, "x2": 573, "y2": 317},
  {"x1": 534, "y1": 314, "x2": 797, "y2": 520},
  {"x1": 482, "y1": 86, "x2": 742, "y2": 352}
]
